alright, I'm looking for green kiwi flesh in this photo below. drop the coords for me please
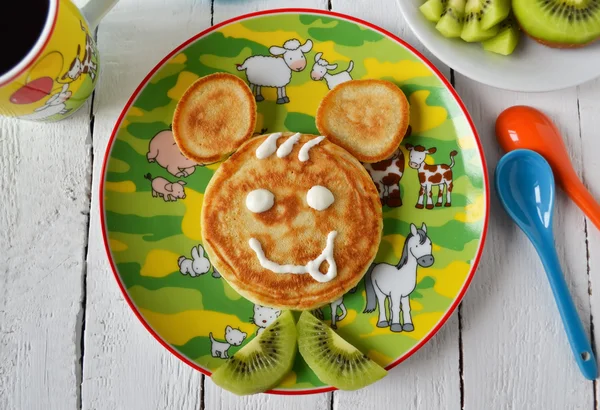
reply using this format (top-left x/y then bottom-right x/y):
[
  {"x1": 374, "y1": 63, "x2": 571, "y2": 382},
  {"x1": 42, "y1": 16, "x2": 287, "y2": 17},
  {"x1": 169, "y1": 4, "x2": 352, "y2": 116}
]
[
  {"x1": 436, "y1": 0, "x2": 467, "y2": 37},
  {"x1": 420, "y1": 0, "x2": 446, "y2": 22},
  {"x1": 297, "y1": 311, "x2": 387, "y2": 391},
  {"x1": 481, "y1": 0, "x2": 511, "y2": 29},
  {"x1": 482, "y1": 15, "x2": 521, "y2": 54},
  {"x1": 211, "y1": 310, "x2": 296, "y2": 395},
  {"x1": 512, "y1": 0, "x2": 600, "y2": 45},
  {"x1": 462, "y1": 0, "x2": 501, "y2": 41}
]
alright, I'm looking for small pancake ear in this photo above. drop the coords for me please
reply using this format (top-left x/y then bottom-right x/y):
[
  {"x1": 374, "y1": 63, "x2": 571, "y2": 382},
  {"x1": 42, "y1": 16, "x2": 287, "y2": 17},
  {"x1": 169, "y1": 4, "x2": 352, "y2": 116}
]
[
  {"x1": 172, "y1": 73, "x2": 256, "y2": 163},
  {"x1": 315, "y1": 79, "x2": 410, "y2": 163}
]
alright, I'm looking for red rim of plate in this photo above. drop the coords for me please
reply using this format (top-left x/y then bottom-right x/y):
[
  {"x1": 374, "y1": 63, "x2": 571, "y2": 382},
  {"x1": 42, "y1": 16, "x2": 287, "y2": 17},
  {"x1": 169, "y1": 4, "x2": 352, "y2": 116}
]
[{"x1": 100, "y1": 7, "x2": 490, "y2": 396}]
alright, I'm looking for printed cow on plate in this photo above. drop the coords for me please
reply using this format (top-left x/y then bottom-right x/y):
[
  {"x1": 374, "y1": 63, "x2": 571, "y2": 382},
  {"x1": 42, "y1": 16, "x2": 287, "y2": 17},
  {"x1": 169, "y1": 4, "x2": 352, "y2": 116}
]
[
  {"x1": 363, "y1": 126, "x2": 412, "y2": 207},
  {"x1": 406, "y1": 144, "x2": 458, "y2": 209}
]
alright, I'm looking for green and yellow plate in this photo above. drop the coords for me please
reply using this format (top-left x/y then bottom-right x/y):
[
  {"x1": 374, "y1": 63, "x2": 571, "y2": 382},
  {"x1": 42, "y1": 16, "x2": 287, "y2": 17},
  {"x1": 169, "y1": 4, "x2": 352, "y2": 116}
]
[{"x1": 101, "y1": 8, "x2": 489, "y2": 395}]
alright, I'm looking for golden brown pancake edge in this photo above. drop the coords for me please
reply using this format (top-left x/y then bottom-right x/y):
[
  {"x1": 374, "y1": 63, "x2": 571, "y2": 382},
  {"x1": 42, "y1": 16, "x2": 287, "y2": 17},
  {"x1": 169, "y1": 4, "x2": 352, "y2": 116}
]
[
  {"x1": 316, "y1": 79, "x2": 410, "y2": 163},
  {"x1": 201, "y1": 132, "x2": 383, "y2": 310},
  {"x1": 172, "y1": 72, "x2": 256, "y2": 164}
]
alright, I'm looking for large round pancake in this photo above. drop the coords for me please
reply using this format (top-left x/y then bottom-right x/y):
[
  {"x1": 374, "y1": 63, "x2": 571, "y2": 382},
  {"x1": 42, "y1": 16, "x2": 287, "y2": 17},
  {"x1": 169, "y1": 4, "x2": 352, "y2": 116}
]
[
  {"x1": 202, "y1": 132, "x2": 383, "y2": 310},
  {"x1": 316, "y1": 79, "x2": 410, "y2": 163},
  {"x1": 172, "y1": 73, "x2": 256, "y2": 164}
]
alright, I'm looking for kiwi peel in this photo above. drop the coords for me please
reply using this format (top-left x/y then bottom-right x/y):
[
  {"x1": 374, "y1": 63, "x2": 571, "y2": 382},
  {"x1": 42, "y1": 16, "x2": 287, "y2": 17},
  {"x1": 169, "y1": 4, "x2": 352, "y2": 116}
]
[
  {"x1": 211, "y1": 310, "x2": 296, "y2": 395},
  {"x1": 513, "y1": 0, "x2": 600, "y2": 46},
  {"x1": 297, "y1": 311, "x2": 387, "y2": 391}
]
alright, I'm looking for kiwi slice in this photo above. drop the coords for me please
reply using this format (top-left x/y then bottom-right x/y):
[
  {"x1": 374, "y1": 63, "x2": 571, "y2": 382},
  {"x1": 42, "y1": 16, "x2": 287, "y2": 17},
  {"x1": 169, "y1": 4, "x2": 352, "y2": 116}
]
[
  {"x1": 436, "y1": 0, "x2": 466, "y2": 38},
  {"x1": 211, "y1": 310, "x2": 296, "y2": 395},
  {"x1": 482, "y1": 15, "x2": 521, "y2": 55},
  {"x1": 461, "y1": 0, "x2": 501, "y2": 41},
  {"x1": 481, "y1": 0, "x2": 511, "y2": 30},
  {"x1": 512, "y1": 0, "x2": 600, "y2": 46},
  {"x1": 297, "y1": 311, "x2": 387, "y2": 391},
  {"x1": 420, "y1": 0, "x2": 445, "y2": 22}
]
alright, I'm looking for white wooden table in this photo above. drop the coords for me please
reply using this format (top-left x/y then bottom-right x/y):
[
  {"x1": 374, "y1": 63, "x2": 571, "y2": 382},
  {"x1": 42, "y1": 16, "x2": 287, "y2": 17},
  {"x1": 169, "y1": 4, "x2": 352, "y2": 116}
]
[{"x1": 1, "y1": 0, "x2": 599, "y2": 408}]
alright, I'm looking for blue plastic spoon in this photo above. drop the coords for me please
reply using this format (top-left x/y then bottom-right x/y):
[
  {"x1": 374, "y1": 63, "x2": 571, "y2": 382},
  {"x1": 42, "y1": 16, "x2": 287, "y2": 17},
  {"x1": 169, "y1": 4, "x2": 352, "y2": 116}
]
[{"x1": 496, "y1": 149, "x2": 597, "y2": 380}]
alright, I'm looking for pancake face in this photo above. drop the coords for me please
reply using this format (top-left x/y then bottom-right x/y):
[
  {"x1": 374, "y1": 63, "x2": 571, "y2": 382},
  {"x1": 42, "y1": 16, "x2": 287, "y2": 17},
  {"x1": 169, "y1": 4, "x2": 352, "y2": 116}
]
[
  {"x1": 173, "y1": 73, "x2": 256, "y2": 164},
  {"x1": 316, "y1": 79, "x2": 410, "y2": 163},
  {"x1": 202, "y1": 133, "x2": 382, "y2": 310}
]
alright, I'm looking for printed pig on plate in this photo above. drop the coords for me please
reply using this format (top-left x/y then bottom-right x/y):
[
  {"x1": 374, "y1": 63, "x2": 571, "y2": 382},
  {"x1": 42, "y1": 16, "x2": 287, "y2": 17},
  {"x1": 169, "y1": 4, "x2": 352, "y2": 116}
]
[
  {"x1": 147, "y1": 129, "x2": 199, "y2": 177},
  {"x1": 145, "y1": 174, "x2": 187, "y2": 202}
]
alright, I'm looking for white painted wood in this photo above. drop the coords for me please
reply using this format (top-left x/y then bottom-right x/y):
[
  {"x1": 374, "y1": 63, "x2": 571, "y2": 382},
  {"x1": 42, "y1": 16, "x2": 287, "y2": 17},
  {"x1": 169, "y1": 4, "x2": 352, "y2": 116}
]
[
  {"x1": 0, "y1": 1, "x2": 91, "y2": 409},
  {"x1": 0, "y1": 108, "x2": 91, "y2": 410},
  {"x1": 212, "y1": 0, "x2": 329, "y2": 24},
  {"x1": 204, "y1": 377, "x2": 332, "y2": 410},
  {"x1": 454, "y1": 76, "x2": 594, "y2": 409},
  {"x1": 81, "y1": 1, "x2": 210, "y2": 409},
  {"x1": 576, "y1": 77, "x2": 600, "y2": 406},
  {"x1": 329, "y1": 1, "x2": 461, "y2": 408}
]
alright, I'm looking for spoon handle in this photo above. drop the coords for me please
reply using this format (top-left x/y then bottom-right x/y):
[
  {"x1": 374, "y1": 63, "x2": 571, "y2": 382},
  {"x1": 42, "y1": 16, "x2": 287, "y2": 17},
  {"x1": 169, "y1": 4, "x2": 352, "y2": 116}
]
[
  {"x1": 564, "y1": 178, "x2": 600, "y2": 232},
  {"x1": 536, "y1": 238, "x2": 598, "y2": 380}
]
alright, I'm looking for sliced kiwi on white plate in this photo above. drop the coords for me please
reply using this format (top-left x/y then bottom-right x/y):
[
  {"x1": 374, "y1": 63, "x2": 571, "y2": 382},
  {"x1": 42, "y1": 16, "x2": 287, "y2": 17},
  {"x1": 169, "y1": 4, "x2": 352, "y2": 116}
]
[
  {"x1": 211, "y1": 310, "x2": 296, "y2": 395},
  {"x1": 461, "y1": 0, "x2": 500, "y2": 42},
  {"x1": 420, "y1": 0, "x2": 445, "y2": 22},
  {"x1": 482, "y1": 14, "x2": 521, "y2": 55},
  {"x1": 297, "y1": 311, "x2": 387, "y2": 391},
  {"x1": 479, "y1": 0, "x2": 510, "y2": 30},
  {"x1": 436, "y1": 0, "x2": 467, "y2": 38}
]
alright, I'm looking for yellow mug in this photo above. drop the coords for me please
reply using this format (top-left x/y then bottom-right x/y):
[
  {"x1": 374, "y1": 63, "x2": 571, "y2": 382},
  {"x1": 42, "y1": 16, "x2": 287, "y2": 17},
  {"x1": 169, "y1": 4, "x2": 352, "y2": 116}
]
[{"x1": 0, "y1": 0, "x2": 118, "y2": 121}]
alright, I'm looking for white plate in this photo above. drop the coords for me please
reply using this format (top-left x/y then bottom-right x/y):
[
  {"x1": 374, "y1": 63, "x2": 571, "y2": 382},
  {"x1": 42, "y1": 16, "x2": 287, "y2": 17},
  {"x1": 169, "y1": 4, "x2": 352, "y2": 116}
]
[{"x1": 397, "y1": 0, "x2": 600, "y2": 92}]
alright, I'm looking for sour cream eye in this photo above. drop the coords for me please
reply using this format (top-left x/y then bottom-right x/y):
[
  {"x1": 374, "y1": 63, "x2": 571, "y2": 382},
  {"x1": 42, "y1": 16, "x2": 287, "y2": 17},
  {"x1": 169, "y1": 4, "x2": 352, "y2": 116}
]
[
  {"x1": 246, "y1": 189, "x2": 274, "y2": 213},
  {"x1": 307, "y1": 186, "x2": 334, "y2": 211}
]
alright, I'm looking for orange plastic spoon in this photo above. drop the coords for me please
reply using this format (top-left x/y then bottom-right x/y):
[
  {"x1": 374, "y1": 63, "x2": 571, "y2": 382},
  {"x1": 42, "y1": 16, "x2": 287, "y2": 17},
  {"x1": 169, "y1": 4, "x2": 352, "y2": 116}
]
[{"x1": 496, "y1": 105, "x2": 600, "y2": 231}]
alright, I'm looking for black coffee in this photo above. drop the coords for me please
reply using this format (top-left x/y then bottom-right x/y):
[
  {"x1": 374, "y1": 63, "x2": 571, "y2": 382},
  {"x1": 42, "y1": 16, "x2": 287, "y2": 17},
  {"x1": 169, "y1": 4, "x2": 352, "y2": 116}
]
[{"x1": 0, "y1": 0, "x2": 51, "y2": 77}]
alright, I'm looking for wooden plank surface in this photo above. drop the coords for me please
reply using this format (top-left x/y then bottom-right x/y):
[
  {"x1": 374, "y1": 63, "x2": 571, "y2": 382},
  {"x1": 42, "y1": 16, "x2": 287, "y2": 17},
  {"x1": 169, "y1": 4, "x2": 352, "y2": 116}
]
[
  {"x1": 213, "y1": 0, "x2": 328, "y2": 22},
  {"x1": 454, "y1": 77, "x2": 595, "y2": 409},
  {"x1": 0, "y1": 1, "x2": 91, "y2": 409},
  {"x1": 81, "y1": 1, "x2": 210, "y2": 409},
  {"x1": 577, "y1": 77, "x2": 600, "y2": 407},
  {"x1": 0, "y1": 106, "x2": 91, "y2": 410}
]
